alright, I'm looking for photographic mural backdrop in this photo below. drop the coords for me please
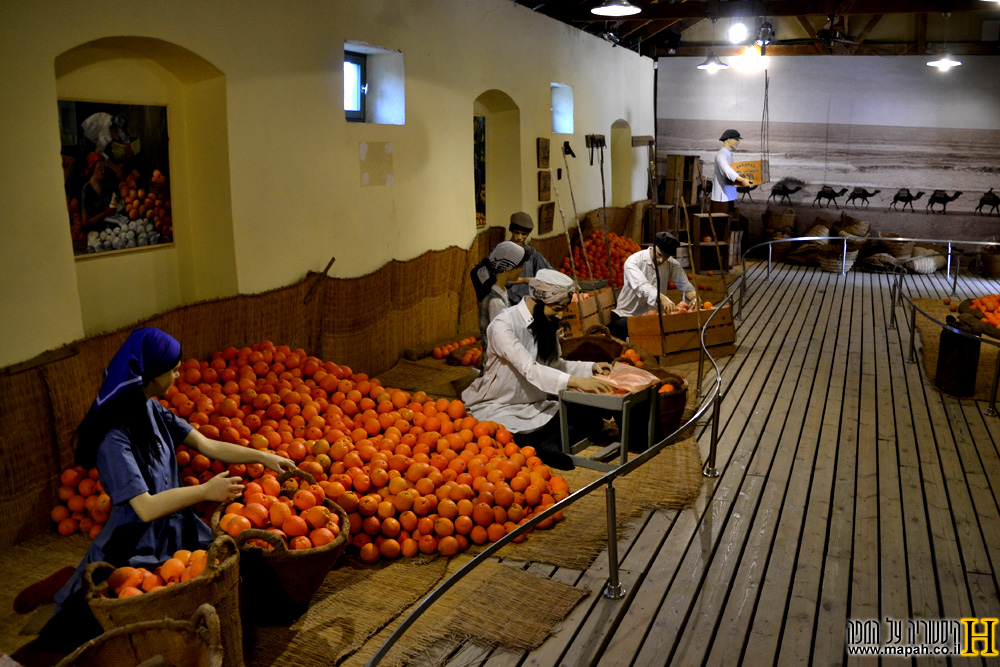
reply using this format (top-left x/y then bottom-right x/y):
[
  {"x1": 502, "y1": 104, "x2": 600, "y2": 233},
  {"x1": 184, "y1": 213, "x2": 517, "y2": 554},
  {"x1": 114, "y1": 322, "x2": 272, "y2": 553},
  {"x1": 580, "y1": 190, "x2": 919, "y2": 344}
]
[{"x1": 655, "y1": 56, "x2": 1000, "y2": 217}]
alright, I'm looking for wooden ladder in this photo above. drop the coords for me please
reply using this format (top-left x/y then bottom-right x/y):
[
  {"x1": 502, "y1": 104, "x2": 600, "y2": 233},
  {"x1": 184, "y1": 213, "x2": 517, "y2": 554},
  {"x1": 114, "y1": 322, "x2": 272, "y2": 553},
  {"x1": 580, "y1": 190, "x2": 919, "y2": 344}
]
[{"x1": 691, "y1": 160, "x2": 728, "y2": 276}]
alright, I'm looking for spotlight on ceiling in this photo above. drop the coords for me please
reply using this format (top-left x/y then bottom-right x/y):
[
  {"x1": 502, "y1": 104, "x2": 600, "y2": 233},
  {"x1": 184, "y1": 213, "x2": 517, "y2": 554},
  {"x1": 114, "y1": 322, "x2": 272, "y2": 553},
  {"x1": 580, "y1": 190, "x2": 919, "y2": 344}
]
[
  {"x1": 756, "y1": 22, "x2": 774, "y2": 46},
  {"x1": 927, "y1": 53, "x2": 962, "y2": 71},
  {"x1": 697, "y1": 51, "x2": 729, "y2": 72},
  {"x1": 728, "y1": 22, "x2": 748, "y2": 43},
  {"x1": 591, "y1": 0, "x2": 641, "y2": 17}
]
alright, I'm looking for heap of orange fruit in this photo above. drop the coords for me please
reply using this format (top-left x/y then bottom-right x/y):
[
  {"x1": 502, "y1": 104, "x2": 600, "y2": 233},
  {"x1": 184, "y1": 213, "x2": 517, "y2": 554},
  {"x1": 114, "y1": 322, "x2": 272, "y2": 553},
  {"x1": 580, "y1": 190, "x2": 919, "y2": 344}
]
[
  {"x1": 218, "y1": 475, "x2": 343, "y2": 551},
  {"x1": 50, "y1": 466, "x2": 111, "y2": 539},
  {"x1": 970, "y1": 295, "x2": 1000, "y2": 321},
  {"x1": 559, "y1": 230, "x2": 643, "y2": 288},
  {"x1": 459, "y1": 346, "x2": 483, "y2": 367},
  {"x1": 54, "y1": 341, "x2": 570, "y2": 564},
  {"x1": 101, "y1": 548, "x2": 210, "y2": 598},
  {"x1": 432, "y1": 336, "x2": 478, "y2": 360}
]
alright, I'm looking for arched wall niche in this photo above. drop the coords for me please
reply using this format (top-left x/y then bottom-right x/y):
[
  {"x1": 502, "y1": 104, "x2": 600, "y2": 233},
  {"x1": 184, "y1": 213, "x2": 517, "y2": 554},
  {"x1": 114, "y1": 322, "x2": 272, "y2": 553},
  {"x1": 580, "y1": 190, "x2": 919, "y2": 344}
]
[
  {"x1": 610, "y1": 119, "x2": 632, "y2": 208},
  {"x1": 474, "y1": 89, "x2": 522, "y2": 233},
  {"x1": 55, "y1": 37, "x2": 237, "y2": 335}
]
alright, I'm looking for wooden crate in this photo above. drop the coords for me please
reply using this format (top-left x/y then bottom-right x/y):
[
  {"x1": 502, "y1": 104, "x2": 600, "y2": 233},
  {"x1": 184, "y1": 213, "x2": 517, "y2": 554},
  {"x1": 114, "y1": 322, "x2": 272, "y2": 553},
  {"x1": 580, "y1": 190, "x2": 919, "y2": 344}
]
[
  {"x1": 627, "y1": 304, "x2": 736, "y2": 363},
  {"x1": 731, "y1": 159, "x2": 770, "y2": 185},
  {"x1": 561, "y1": 287, "x2": 613, "y2": 337}
]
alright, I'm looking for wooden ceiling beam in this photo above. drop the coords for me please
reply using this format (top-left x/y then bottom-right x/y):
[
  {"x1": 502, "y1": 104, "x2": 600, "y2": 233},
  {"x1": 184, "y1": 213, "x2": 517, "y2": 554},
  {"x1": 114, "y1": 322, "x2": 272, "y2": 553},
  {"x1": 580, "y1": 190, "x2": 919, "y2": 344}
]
[
  {"x1": 576, "y1": 0, "x2": 995, "y2": 23},
  {"x1": 848, "y1": 14, "x2": 883, "y2": 54}
]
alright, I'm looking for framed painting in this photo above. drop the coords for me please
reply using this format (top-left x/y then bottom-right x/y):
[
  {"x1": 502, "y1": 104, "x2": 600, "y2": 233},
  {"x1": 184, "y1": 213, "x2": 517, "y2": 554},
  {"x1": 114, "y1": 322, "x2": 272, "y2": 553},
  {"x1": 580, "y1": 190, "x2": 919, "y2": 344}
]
[{"x1": 59, "y1": 100, "x2": 173, "y2": 256}]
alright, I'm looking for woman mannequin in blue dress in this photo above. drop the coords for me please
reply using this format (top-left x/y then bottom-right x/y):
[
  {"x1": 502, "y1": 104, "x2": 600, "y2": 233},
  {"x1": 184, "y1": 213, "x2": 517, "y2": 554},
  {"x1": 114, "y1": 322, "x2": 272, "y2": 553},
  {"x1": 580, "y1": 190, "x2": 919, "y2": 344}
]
[{"x1": 23, "y1": 327, "x2": 294, "y2": 647}]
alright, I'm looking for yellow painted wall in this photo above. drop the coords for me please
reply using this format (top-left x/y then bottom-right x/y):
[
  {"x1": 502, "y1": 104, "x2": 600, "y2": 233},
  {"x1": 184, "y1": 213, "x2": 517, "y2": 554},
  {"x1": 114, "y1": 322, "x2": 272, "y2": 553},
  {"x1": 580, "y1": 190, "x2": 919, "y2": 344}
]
[{"x1": 0, "y1": 0, "x2": 654, "y2": 368}]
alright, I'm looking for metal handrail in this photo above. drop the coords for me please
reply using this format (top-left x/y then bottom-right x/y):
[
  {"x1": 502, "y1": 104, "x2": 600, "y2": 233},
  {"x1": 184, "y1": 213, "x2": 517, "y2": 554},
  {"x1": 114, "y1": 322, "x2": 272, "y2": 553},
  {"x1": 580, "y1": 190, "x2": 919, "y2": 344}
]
[{"x1": 365, "y1": 287, "x2": 737, "y2": 666}]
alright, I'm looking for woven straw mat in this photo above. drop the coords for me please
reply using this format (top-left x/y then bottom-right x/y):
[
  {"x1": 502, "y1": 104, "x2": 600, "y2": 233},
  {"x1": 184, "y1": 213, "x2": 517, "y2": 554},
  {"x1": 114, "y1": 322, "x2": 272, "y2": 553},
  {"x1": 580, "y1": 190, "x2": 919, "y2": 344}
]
[{"x1": 249, "y1": 556, "x2": 587, "y2": 667}]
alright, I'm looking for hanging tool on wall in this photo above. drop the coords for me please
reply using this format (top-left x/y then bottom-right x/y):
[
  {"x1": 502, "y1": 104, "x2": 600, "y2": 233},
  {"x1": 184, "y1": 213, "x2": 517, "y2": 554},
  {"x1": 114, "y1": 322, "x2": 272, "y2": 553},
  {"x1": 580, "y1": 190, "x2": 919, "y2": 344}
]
[
  {"x1": 586, "y1": 133, "x2": 617, "y2": 298},
  {"x1": 549, "y1": 167, "x2": 583, "y2": 309},
  {"x1": 304, "y1": 255, "x2": 336, "y2": 304},
  {"x1": 559, "y1": 141, "x2": 595, "y2": 282}
]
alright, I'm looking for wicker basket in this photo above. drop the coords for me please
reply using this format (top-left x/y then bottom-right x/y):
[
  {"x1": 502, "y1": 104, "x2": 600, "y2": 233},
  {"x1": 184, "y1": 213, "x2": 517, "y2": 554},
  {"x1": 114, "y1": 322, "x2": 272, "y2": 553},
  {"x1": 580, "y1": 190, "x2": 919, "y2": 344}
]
[
  {"x1": 560, "y1": 325, "x2": 623, "y2": 363},
  {"x1": 804, "y1": 222, "x2": 831, "y2": 244},
  {"x1": 55, "y1": 603, "x2": 223, "y2": 667},
  {"x1": 905, "y1": 255, "x2": 938, "y2": 274},
  {"x1": 838, "y1": 213, "x2": 871, "y2": 238},
  {"x1": 211, "y1": 469, "x2": 349, "y2": 623},
  {"x1": 84, "y1": 535, "x2": 242, "y2": 667},
  {"x1": 982, "y1": 251, "x2": 1000, "y2": 278},
  {"x1": 879, "y1": 233, "x2": 915, "y2": 259},
  {"x1": 646, "y1": 370, "x2": 688, "y2": 439},
  {"x1": 817, "y1": 247, "x2": 859, "y2": 272}
]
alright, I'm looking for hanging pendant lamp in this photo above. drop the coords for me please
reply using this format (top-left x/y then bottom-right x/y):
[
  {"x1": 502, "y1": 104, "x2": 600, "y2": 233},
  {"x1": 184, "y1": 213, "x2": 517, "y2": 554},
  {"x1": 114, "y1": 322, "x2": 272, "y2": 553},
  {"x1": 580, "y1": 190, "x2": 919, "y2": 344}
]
[
  {"x1": 927, "y1": 12, "x2": 962, "y2": 71},
  {"x1": 591, "y1": 0, "x2": 641, "y2": 17}
]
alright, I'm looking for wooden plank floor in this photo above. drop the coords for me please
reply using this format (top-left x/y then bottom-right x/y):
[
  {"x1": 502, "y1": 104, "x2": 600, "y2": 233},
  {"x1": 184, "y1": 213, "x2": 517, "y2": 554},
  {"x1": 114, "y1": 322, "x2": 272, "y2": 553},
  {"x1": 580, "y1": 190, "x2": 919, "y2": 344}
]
[{"x1": 420, "y1": 263, "x2": 1000, "y2": 666}]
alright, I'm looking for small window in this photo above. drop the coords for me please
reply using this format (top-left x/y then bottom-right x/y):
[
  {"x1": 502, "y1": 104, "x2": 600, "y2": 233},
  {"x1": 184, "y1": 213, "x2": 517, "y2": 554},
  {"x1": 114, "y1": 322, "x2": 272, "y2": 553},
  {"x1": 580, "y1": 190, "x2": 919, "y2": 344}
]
[
  {"x1": 551, "y1": 83, "x2": 574, "y2": 134},
  {"x1": 344, "y1": 52, "x2": 367, "y2": 122}
]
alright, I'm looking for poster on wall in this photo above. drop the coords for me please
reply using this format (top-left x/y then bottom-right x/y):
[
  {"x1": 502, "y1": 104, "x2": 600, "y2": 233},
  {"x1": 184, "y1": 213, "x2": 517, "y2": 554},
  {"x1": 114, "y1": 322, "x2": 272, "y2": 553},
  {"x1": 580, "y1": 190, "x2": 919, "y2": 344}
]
[
  {"x1": 474, "y1": 115, "x2": 486, "y2": 227},
  {"x1": 58, "y1": 100, "x2": 173, "y2": 256}
]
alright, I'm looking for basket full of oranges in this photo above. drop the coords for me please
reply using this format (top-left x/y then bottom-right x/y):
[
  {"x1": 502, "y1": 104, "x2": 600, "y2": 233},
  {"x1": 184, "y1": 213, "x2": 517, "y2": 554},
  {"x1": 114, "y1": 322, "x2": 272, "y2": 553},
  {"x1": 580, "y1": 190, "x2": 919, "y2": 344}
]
[
  {"x1": 210, "y1": 469, "x2": 349, "y2": 621},
  {"x1": 83, "y1": 534, "x2": 243, "y2": 667}
]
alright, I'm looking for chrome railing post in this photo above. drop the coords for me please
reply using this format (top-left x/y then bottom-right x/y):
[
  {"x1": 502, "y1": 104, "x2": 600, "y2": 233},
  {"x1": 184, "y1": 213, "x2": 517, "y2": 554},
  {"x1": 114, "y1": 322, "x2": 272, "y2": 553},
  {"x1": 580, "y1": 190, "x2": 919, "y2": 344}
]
[
  {"x1": 946, "y1": 242, "x2": 953, "y2": 280},
  {"x1": 908, "y1": 303, "x2": 918, "y2": 363},
  {"x1": 603, "y1": 481, "x2": 626, "y2": 599},
  {"x1": 704, "y1": 389, "x2": 721, "y2": 478},
  {"x1": 988, "y1": 354, "x2": 1000, "y2": 418},
  {"x1": 841, "y1": 237, "x2": 848, "y2": 276},
  {"x1": 767, "y1": 244, "x2": 772, "y2": 282},
  {"x1": 951, "y1": 250, "x2": 959, "y2": 296}
]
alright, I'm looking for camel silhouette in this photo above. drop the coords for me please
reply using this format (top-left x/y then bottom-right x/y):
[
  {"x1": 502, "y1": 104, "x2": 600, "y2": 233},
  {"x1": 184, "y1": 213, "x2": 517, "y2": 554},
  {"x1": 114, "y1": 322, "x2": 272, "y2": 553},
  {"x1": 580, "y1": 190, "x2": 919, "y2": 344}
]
[
  {"x1": 889, "y1": 189, "x2": 924, "y2": 212},
  {"x1": 976, "y1": 188, "x2": 1000, "y2": 217},
  {"x1": 926, "y1": 190, "x2": 963, "y2": 214},
  {"x1": 768, "y1": 182, "x2": 803, "y2": 204},
  {"x1": 813, "y1": 186, "x2": 848, "y2": 209},
  {"x1": 737, "y1": 184, "x2": 758, "y2": 202},
  {"x1": 846, "y1": 188, "x2": 880, "y2": 208}
]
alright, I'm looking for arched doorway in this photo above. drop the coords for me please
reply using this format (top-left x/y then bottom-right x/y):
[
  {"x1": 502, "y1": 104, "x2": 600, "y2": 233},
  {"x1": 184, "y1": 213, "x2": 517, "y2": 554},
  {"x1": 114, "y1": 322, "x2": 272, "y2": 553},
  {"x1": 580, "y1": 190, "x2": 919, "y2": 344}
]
[
  {"x1": 473, "y1": 90, "x2": 521, "y2": 231},
  {"x1": 56, "y1": 37, "x2": 235, "y2": 334}
]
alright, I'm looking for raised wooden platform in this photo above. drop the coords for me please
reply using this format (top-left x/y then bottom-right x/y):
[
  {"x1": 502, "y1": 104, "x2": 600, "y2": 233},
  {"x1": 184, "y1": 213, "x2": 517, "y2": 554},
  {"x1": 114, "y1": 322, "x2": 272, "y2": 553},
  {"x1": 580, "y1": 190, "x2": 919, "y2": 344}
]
[{"x1": 416, "y1": 263, "x2": 1000, "y2": 666}]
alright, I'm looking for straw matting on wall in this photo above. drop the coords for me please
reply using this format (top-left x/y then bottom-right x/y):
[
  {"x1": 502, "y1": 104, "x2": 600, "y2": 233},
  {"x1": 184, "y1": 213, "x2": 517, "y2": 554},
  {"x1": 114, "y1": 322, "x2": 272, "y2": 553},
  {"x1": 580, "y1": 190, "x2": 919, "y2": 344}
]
[
  {"x1": 319, "y1": 229, "x2": 504, "y2": 378},
  {"x1": 912, "y1": 298, "x2": 999, "y2": 401}
]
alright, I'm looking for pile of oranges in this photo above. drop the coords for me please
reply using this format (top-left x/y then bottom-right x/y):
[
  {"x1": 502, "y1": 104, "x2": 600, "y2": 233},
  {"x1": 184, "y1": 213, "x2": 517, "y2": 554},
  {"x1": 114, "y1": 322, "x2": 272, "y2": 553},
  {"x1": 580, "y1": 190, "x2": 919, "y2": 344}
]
[
  {"x1": 559, "y1": 230, "x2": 643, "y2": 288},
  {"x1": 51, "y1": 466, "x2": 111, "y2": 539},
  {"x1": 218, "y1": 476, "x2": 342, "y2": 551},
  {"x1": 101, "y1": 549, "x2": 210, "y2": 598},
  {"x1": 970, "y1": 295, "x2": 999, "y2": 322},
  {"x1": 432, "y1": 336, "x2": 478, "y2": 360},
  {"x1": 459, "y1": 346, "x2": 483, "y2": 367},
  {"x1": 54, "y1": 341, "x2": 571, "y2": 564}
]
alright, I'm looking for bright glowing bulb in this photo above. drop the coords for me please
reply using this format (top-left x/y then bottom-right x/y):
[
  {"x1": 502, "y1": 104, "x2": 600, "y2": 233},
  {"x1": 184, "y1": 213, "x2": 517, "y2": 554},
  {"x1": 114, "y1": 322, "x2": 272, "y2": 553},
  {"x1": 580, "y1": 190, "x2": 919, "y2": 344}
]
[
  {"x1": 697, "y1": 52, "x2": 729, "y2": 72},
  {"x1": 591, "y1": 0, "x2": 641, "y2": 17},
  {"x1": 927, "y1": 53, "x2": 962, "y2": 70},
  {"x1": 728, "y1": 22, "x2": 748, "y2": 43},
  {"x1": 733, "y1": 44, "x2": 769, "y2": 71}
]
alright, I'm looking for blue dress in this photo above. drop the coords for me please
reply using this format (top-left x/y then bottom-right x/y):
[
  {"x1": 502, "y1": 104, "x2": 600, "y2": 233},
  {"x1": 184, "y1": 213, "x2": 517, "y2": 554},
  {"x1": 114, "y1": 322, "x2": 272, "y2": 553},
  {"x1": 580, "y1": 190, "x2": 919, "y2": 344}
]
[{"x1": 54, "y1": 399, "x2": 210, "y2": 606}]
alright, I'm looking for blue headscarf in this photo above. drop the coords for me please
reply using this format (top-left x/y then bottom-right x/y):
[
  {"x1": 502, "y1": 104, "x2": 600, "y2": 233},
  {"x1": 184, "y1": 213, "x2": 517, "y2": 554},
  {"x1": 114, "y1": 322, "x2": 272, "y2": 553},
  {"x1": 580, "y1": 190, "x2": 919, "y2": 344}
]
[{"x1": 95, "y1": 327, "x2": 182, "y2": 407}]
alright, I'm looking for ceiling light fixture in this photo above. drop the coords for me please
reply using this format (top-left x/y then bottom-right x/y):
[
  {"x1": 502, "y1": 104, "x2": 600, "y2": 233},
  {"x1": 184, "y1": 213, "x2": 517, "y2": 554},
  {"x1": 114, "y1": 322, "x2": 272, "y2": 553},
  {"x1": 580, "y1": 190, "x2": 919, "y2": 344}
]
[
  {"x1": 698, "y1": 18, "x2": 728, "y2": 71},
  {"x1": 755, "y1": 21, "x2": 774, "y2": 55},
  {"x1": 927, "y1": 12, "x2": 962, "y2": 71},
  {"x1": 697, "y1": 51, "x2": 729, "y2": 72},
  {"x1": 728, "y1": 22, "x2": 748, "y2": 43},
  {"x1": 591, "y1": 0, "x2": 641, "y2": 17}
]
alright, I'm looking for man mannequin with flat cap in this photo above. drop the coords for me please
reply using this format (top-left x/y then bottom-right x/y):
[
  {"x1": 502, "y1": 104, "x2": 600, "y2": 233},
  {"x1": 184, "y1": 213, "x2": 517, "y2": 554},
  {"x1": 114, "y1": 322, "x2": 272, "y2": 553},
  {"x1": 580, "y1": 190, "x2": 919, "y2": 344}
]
[
  {"x1": 711, "y1": 129, "x2": 751, "y2": 213},
  {"x1": 505, "y1": 212, "x2": 553, "y2": 306},
  {"x1": 608, "y1": 232, "x2": 696, "y2": 341}
]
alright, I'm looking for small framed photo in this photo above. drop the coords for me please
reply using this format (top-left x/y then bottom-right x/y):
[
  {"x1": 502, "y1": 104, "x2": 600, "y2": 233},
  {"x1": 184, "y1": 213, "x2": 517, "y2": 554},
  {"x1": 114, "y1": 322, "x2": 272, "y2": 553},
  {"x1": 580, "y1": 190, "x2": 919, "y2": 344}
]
[{"x1": 537, "y1": 138, "x2": 550, "y2": 169}]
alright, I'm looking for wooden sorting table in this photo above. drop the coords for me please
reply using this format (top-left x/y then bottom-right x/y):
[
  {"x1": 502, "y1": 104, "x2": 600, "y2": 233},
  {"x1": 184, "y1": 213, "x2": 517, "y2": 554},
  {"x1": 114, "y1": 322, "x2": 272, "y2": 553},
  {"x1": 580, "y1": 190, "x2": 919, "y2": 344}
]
[{"x1": 557, "y1": 384, "x2": 658, "y2": 472}]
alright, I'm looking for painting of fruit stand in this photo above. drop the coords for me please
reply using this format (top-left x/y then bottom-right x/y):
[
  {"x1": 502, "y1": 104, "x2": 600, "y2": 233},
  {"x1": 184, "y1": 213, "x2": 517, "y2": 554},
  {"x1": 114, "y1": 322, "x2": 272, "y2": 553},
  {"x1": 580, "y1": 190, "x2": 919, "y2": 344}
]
[{"x1": 58, "y1": 101, "x2": 172, "y2": 255}]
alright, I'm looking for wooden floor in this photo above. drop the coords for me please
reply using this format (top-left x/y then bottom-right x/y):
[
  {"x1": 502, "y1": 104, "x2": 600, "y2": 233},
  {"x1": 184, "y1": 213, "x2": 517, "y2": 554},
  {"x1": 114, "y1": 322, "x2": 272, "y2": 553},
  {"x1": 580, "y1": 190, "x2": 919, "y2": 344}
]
[{"x1": 416, "y1": 263, "x2": 1000, "y2": 667}]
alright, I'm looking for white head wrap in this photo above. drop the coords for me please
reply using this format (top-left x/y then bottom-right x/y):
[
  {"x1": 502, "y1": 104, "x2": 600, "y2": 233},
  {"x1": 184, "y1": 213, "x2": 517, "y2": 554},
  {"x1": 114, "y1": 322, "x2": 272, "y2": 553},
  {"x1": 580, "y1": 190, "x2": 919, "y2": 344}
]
[{"x1": 529, "y1": 269, "x2": 575, "y2": 304}]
